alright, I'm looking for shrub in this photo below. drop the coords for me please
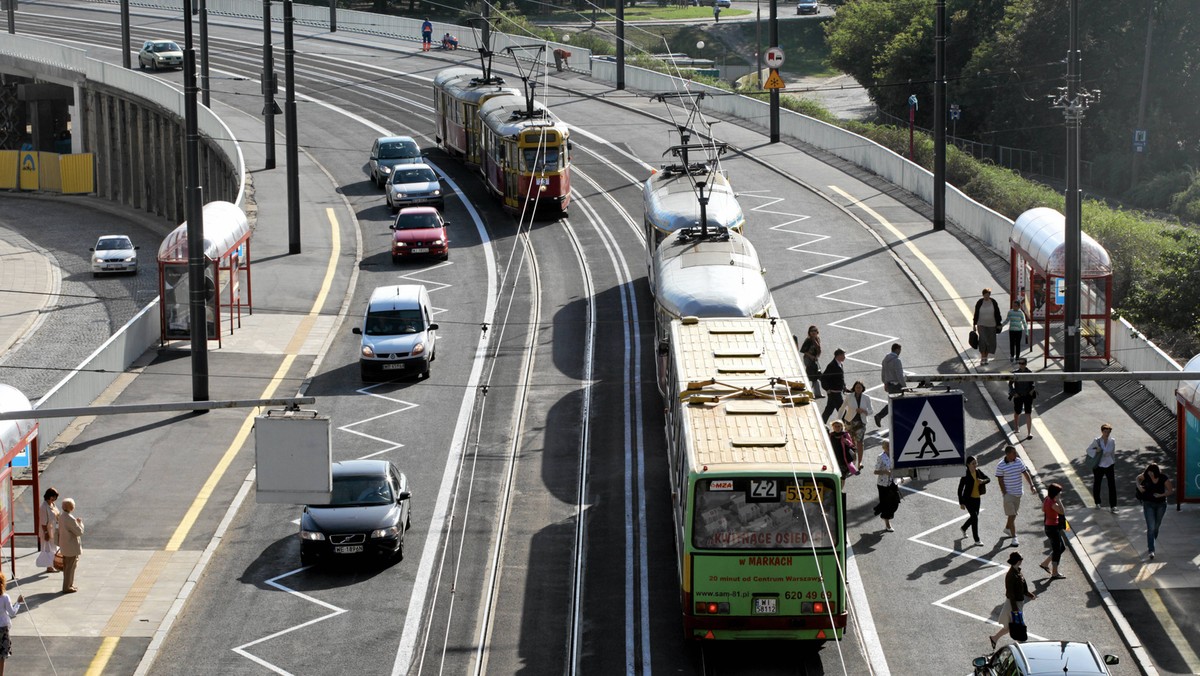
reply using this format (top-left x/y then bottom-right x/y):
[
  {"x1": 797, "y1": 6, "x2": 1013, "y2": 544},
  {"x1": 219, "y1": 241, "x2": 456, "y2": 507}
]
[{"x1": 1124, "y1": 168, "x2": 1192, "y2": 210}]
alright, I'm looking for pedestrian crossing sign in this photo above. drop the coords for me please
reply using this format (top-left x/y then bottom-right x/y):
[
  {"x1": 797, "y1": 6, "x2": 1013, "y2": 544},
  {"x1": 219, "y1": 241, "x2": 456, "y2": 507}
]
[
  {"x1": 763, "y1": 69, "x2": 786, "y2": 90},
  {"x1": 890, "y1": 390, "x2": 965, "y2": 469}
]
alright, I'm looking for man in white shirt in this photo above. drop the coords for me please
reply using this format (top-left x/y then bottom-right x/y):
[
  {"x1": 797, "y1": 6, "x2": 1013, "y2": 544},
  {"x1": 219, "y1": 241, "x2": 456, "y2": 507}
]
[{"x1": 995, "y1": 445, "x2": 1034, "y2": 546}]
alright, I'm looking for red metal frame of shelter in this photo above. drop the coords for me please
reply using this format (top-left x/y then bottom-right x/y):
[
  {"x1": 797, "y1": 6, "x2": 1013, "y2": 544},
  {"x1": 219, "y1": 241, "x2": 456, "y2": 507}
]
[
  {"x1": 1008, "y1": 208, "x2": 1113, "y2": 369},
  {"x1": 156, "y1": 202, "x2": 253, "y2": 348},
  {"x1": 0, "y1": 384, "x2": 41, "y2": 578},
  {"x1": 1175, "y1": 359, "x2": 1200, "y2": 506}
]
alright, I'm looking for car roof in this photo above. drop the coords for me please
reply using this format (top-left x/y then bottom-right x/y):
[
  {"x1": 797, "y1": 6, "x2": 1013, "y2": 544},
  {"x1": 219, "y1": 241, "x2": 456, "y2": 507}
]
[
  {"x1": 376, "y1": 135, "x2": 416, "y2": 144},
  {"x1": 367, "y1": 284, "x2": 426, "y2": 310},
  {"x1": 1012, "y1": 641, "x2": 1105, "y2": 675},
  {"x1": 331, "y1": 459, "x2": 392, "y2": 477},
  {"x1": 96, "y1": 235, "x2": 132, "y2": 242},
  {"x1": 392, "y1": 163, "x2": 437, "y2": 176},
  {"x1": 397, "y1": 206, "x2": 440, "y2": 216}
]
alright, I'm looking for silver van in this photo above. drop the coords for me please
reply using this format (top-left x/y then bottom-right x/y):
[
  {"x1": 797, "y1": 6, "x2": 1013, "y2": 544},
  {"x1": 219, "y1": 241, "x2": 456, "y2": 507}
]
[{"x1": 352, "y1": 285, "x2": 438, "y2": 381}]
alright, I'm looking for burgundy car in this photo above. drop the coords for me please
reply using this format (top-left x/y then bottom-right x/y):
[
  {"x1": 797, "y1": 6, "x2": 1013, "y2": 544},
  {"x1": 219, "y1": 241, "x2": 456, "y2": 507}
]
[{"x1": 391, "y1": 207, "x2": 449, "y2": 262}]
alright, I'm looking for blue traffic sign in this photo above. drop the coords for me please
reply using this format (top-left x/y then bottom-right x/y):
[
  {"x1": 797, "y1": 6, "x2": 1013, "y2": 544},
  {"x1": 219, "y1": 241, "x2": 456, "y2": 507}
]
[{"x1": 890, "y1": 391, "x2": 965, "y2": 469}]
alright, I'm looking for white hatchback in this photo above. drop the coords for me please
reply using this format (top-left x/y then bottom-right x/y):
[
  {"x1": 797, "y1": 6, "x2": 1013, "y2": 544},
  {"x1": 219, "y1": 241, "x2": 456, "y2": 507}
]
[{"x1": 90, "y1": 235, "x2": 139, "y2": 276}]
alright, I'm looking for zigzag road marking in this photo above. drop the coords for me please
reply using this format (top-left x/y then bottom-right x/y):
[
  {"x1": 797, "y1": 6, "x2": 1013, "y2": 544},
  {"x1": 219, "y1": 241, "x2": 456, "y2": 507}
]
[
  {"x1": 740, "y1": 190, "x2": 900, "y2": 406},
  {"x1": 902, "y1": 487, "x2": 1046, "y2": 640},
  {"x1": 233, "y1": 259, "x2": 454, "y2": 673},
  {"x1": 232, "y1": 568, "x2": 349, "y2": 675}
]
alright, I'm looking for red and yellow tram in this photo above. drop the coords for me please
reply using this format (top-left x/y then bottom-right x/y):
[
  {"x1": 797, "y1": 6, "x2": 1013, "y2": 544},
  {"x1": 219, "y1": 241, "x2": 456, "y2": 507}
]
[{"x1": 432, "y1": 67, "x2": 518, "y2": 167}]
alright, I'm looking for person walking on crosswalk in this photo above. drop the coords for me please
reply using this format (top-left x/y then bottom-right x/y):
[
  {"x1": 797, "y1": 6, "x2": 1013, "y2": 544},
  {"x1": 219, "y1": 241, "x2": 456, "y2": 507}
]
[{"x1": 995, "y1": 445, "x2": 1033, "y2": 547}]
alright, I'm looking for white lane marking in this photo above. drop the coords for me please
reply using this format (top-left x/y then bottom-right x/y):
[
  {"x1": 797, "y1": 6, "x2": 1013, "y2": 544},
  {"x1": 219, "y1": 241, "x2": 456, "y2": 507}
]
[{"x1": 231, "y1": 568, "x2": 349, "y2": 675}]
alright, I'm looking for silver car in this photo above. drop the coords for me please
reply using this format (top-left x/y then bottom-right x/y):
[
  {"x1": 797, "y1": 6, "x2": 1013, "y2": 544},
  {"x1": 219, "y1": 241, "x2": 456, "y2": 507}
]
[
  {"x1": 91, "y1": 235, "x2": 139, "y2": 276},
  {"x1": 369, "y1": 136, "x2": 422, "y2": 188},
  {"x1": 797, "y1": 0, "x2": 819, "y2": 14},
  {"x1": 138, "y1": 40, "x2": 183, "y2": 71},
  {"x1": 386, "y1": 164, "x2": 444, "y2": 212}
]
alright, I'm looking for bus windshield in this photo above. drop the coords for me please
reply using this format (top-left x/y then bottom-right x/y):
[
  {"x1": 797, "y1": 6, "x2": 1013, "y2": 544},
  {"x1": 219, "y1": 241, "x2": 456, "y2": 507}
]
[{"x1": 692, "y1": 477, "x2": 838, "y2": 550}]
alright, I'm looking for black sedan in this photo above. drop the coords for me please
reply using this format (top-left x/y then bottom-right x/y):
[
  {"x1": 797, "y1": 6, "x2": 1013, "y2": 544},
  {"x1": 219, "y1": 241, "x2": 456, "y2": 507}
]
[{"x1": 299, "y1": 459, "x2": 412, "y2": 566}]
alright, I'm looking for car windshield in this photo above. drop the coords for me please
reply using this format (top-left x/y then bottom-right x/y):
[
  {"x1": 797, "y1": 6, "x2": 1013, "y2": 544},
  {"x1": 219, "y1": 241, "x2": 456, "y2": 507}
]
[
  {"x1": 394, "y1": 213, "x2": 443, "y2": 230},
  {"x1": 153, "y1": 42, "x2": 180, "y2": 53},
  {"x1": 329, "y1": 474, "x2": 393, "y2": 506},
  {"x1": 392, "y1": 168, "x2": 438, "y2": 184},
  {"x1": 364, "y1": 308, "x2": 424, "y2": 336},
  {"x1": 96, "y1": 238, "x2": 133, "y2": 250},
  {"x1": 378, "y1": 141, "x2": 419, "y2": 160}
]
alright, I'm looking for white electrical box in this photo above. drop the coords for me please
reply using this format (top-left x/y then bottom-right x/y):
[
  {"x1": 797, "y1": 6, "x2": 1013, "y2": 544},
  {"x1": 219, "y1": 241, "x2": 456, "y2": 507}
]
[{"x1": 254, "y1": 410, "x2": 332, "y2": 504}]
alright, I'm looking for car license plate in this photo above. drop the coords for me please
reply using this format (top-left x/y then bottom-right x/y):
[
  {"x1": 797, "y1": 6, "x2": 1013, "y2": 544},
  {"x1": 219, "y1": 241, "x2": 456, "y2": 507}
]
[
  {"x1": 411, "y1": 248, "x2": 429, "y2": 253},
  {"x1": 334, "y1": 545, "x2": 364, "y2": 554},
  {"x1": 381, "y1": 363, "x2": 405, "y2": 370},
  {"x1": 753, "y1": 597, "x2": 778, "y2": 614}
]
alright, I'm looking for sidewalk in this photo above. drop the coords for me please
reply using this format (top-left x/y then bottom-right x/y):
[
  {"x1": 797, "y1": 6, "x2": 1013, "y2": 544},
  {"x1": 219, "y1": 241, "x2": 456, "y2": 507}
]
[{"x1": 2, "y1": 92, "x2": 359, "y2": 674}]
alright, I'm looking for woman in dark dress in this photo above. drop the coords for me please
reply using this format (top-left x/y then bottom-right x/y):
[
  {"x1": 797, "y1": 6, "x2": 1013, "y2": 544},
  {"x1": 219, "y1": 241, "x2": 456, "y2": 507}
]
[{"x1": 956, "y1": 455, "x2": 989, "y2": 547}]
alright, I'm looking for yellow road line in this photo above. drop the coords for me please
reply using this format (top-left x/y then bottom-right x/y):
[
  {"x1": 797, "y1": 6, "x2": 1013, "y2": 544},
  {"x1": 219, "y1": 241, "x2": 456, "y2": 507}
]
[
  {"x1": 1143, "y1": 587, "x2": 1200, "y2": 670},
  {"x1": 84, "y1": 637, "x2": 120, "y2": 676},
  {"x1": 829, "y1": 185, "x2": 974, "y2": 325},
  {"x1": 86, "y1": 208, "x2": 342, "y2": 674}
]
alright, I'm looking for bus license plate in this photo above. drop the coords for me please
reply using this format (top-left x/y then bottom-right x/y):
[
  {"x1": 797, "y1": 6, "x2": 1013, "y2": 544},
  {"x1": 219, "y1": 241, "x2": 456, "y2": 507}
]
[
  {"x1": 334, "y1": 545, "x2": 363, "y2": 554},
  {"x1": 753, "y1": 597, "x2": 778, "y2": 615},
  {"x1": 411, "y1": 248, "x2": 429, "y2": 253}
]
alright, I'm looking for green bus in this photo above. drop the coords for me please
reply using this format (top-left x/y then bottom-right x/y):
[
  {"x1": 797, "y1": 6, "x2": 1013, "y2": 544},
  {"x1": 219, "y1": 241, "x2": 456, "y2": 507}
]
[{"x1": 663, "y1": 317, "x2": 848, "y2": 641}]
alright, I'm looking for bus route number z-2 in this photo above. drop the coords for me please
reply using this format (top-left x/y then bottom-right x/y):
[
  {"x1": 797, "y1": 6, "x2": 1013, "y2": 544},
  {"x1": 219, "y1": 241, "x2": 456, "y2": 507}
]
[{"x1": 750, "y1": 480, "x2": 777, "y2": 499}]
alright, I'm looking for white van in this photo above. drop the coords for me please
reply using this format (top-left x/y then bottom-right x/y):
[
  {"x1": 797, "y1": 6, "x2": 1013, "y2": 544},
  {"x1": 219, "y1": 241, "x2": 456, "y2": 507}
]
[{"x1": 352, "y1": 285, "x2": 438, "y2": 381}]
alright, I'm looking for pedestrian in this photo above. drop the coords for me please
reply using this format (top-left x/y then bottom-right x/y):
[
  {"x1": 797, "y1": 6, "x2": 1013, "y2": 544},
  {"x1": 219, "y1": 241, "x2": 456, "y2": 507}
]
[
  {"x1": 799, "y1": 325, "x2": 823, "y2": 399},
  {"x1": 38, "y1": 487, "x2": 61, "y2": 573},
  {"x1": 995, "y1": 445, "x2": 1033, "y2": 546},
  {"x1": 1008, "y1": 358, "x2": 1036, "y2": 441},
  {"x1": 441, "y1": 33, "x2": 458, "y2": 50},
  {"x1": 820, "y1": 348, "x2": 846, "y2": 422},
  {"x1": 973, "y1": 288, "x2": 1002, "y2": 365},
  {"x1": 1038, "y1": 483, "x2": 1068, "y2": 580},
  {"x1": 0, "y1": 572, "x2": 24, "y2": 676},
  {"x1": 873, "y1": 343, "x2": 904, "y2": 427},
  {"x1": 872, "y1": 441, "x2": 898, "y2": 532},
  {"x1": 988, "y1": 551, "x2": 1036, "y2": 650},
  {"x1": 838, "y1": 380, "x2": 873, "y2": 460},
  {"x1": 57, "y1": 497, "x2": 84, "y2": 594},
  {"x1": 829, "y1": 420, "x2": 857, "y2": 478},
  {"x1": 713, "y1": 0, "x2": 720, "y2": 22},
  {"x1": 1135, "y1": 463, "x2": 1173, "y2": 560},
  {"x1": 420, "y1": 17, "x2": 433, "y2": 51},
  {"x1": 957, "y1": 455, "x2": 990, "y2": 546},
  {"x1": 1005, "y1": 300, "x2": 1028, "y2": 362},
  {"x1": 1085, "y1": 423, "x2": 1117, "y2": 513}
]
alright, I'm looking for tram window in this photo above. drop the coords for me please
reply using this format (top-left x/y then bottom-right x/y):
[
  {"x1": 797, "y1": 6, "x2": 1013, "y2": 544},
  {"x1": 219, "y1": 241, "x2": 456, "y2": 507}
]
[
  {"x1": 692, "y1": 478, "x2": 836, "y2": 550},
  {"x1": 523, "y1": 146, "x2": 560, "y2": 173}
]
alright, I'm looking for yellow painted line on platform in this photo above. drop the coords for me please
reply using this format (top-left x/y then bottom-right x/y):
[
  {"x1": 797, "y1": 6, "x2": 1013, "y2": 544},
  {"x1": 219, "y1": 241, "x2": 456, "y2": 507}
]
[
  {"x1": 829, "y1": 185, "x2": 973, "y2": 325},
  {"x1": 88, "y1": 209, "x2": 343, "y2": 672}
]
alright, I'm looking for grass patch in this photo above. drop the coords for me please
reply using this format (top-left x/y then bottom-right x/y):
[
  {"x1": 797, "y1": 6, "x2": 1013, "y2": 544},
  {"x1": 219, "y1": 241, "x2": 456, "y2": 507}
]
[
  {"x1": 729, "y1": 18, "x2": 837, "y2": 78},
  {"x1": 529, "y1": 6, "x2": 750, "y2": 22}
]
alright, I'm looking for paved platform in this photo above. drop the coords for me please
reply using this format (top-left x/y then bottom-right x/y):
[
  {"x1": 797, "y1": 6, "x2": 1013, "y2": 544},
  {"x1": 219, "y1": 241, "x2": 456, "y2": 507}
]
[{"x1": 0, "y1": 229, "x2": 57, "y2": 359}]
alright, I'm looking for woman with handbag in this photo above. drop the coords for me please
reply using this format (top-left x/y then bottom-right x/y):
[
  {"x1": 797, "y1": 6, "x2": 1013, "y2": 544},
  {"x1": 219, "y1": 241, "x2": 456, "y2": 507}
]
[
  {"x1": 1039, "y1": 483, "x2": 1068, "y2": 579},
  {"x1": 957, "y1": 455, "x2": 989, "y2": 546},
  {"x1": 838, "y1": 380, "x2": 873, "y2": 462},
  {"x1": 829, "y1": 420, "x2": 857, "y2": 479},
  {"x1": 989, "y1": 551, "x2": 1036, "y2": 649},
  {"x1": 36, "y1": 487, "x2": 61, "y2": 573},
  {"x1": 1086, "y1": 424, "x2": 1117, "y2": 512},
  {"x1": 1135, "y1": 463, "x2": 1173, "y2": 559},
  {"x1": 972, "y1": 288, "x2": 1003, "y2": 365},
  {"x1": 873, "y1": 442, "x2": 898, "y2": 532}
]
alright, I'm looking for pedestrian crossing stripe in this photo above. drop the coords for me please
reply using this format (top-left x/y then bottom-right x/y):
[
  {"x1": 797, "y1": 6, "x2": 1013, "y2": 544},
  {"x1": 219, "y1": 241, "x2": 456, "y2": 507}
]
[{"x1": 764, "y1": 69, "x2": 786, "y2": 90}]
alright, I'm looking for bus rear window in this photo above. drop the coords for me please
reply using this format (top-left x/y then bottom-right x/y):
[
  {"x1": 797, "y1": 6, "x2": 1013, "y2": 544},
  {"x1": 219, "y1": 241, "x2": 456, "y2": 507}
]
[{"x1": 692, "y1": 477, "x2": 838, "y2": 550}]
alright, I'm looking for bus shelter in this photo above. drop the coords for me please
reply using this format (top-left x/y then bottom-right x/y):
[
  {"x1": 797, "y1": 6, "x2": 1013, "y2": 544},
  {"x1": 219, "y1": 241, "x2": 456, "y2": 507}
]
[
  {"x1": 1174, "y1": 355, "x2": 1200, "y2": 506},
  {"x1": 157, "y1": 201, "x2": 252, "y2": 347},
  {"x1": 0, "y1": 384, "x2": 41, "y2": 576},
  {"x1": 1009, "y1": 207, "x2": 1113, "y2": 367}
]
